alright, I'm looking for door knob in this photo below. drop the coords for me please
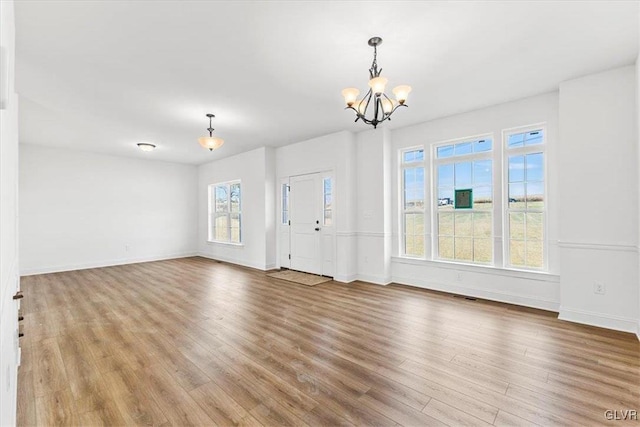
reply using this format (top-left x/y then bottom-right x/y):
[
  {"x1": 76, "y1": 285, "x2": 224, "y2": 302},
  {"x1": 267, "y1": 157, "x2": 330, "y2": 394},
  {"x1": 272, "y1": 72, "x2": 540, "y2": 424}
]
[{"x1": 12, "y1": 292, "x2": 23, "y2": 300}]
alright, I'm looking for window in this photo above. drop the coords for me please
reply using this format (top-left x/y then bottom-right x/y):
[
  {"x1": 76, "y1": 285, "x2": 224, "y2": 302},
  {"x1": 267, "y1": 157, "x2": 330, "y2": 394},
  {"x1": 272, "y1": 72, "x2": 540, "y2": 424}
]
[
  {"x1": 208, "y1": 181, "x2": 241, "y2": 243},
  {"x1": 282, "y1": 183, "x2": 289, "y2": 225},
  {"x1": 401, "y1": 149, "x2": 425, "y2": 257},
  {"x1": 434, "y1": 137, "x2": 493, "y2": 264},
  {"x1": 506, "y1": 128, "x2": 545, "y2": 269},
  {"x1": 323, "y1": 178, "x2": 332, "y2": 226}
]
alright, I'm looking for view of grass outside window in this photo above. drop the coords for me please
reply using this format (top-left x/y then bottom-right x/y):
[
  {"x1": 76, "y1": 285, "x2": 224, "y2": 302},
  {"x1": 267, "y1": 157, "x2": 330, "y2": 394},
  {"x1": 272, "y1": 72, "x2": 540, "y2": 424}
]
[
  {"x1": 209, "y1": 181, "x2": 241, "y2": 243},
  {"x1": 507, "y1": 129, "x2": 544, "y2": 268},
  {"x1": 435, "y1": 137, "x2": 493, "y2": 263},
  {"x1": 402, "y1": 149, "x2": 425, "y2": 257}
]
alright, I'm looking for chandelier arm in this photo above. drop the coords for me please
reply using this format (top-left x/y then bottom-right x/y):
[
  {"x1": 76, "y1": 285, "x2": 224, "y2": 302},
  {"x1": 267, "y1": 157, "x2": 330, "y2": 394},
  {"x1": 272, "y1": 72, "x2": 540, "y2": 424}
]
[{"x1": 361, "y1": 88, "x2": 373, "y2": 119}]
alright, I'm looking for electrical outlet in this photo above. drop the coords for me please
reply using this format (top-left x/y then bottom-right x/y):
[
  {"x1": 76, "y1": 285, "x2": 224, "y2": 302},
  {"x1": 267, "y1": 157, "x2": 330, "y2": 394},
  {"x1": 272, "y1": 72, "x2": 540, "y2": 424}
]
[
  {"x1": 594, "y1": 281, "x2": 606, "y2": 295},
  {"x1": 125, "y1": 245, "x2": 130, "y2": 252},
  {"x1": 456, "y1": 273, "x2": 463, "y2": 282}
]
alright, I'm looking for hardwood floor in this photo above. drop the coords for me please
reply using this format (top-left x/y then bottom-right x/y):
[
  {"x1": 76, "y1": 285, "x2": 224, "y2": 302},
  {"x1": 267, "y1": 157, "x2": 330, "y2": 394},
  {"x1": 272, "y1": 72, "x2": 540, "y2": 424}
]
[{"x1": 17, "y1": 257, "x2": 640, "y2": 426}]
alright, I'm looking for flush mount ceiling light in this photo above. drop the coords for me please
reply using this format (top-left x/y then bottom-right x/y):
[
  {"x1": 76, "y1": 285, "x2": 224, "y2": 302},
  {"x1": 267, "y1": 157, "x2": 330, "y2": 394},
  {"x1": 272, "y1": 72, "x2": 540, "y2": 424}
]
[
  {"x1": 198, "y1": 113, "x2": 224, "y2": 151},
  {"x1": 137, "y1": 142, "x2": 156, "y2": 152},
  {"x1": 341, "y1": 37, "x2": 412, "y2": 129}
]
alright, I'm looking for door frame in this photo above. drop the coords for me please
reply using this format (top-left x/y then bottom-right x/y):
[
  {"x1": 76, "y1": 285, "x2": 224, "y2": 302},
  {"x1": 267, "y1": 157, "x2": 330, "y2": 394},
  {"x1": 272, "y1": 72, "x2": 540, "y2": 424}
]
[{"x1": 277, "y1": 169, "x2": 335, "y2": 277}]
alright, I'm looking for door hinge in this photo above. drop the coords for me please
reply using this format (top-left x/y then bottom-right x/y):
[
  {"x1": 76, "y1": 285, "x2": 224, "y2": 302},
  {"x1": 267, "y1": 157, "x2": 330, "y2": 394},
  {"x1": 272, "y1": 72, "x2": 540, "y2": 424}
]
[{"x1": 288, "y1": 220, "x2": 290, "y2": 225}]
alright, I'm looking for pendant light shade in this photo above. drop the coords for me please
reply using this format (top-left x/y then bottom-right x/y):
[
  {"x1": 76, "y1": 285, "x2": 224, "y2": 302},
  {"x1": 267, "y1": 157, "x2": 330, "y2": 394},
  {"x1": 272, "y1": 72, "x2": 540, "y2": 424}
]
[
  {"x1": 198, "y1": 136, "x2": 224, "y2": 151},
  {"x1": 199, "y1": 113, "x2": 224, "y2": 151}
]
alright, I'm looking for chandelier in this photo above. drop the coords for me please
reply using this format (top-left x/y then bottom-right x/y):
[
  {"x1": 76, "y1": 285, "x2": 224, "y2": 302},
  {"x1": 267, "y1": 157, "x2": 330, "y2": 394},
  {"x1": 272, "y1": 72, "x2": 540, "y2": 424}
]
[
  {"x1": 341, "y1": 37, "x2": 412, "y2": 129},
  {"x1": 198, "y1": 113, "x2": 224, "y2": 151}
]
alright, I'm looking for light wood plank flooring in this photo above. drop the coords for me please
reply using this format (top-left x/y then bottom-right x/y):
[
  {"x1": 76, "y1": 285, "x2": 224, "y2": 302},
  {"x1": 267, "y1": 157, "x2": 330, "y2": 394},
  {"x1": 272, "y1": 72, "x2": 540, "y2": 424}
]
[{"x1": 17, "y1": 257, "x2": 640, "y2": 426}]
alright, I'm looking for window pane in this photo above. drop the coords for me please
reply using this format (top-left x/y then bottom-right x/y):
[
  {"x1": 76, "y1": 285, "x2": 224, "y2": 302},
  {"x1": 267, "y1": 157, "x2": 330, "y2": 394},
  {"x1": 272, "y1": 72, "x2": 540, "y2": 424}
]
[
  {"x1": 230, "y1": 213, "x2": 241, "y2": 243},
  {"x1": 510, "y1": 240, "x2": 525, "y2": 266},
  {"x1": 230, "y1": 183, "x2": 241, "y2": 212},
  {"x1": 474, "y1": 138, "x2": 492, "y2": 152},
  {"x1": 473, "y1": 160, "x2": 492, "y2": 185},
  {"x1": 215, "y1": 186, "x2": 228, "y2": 212},
  {"x1": 404, "y1": 168, "x2": 415, "y2": 187},
  {"x1": 473, "y1": 186, "x2": 492, "y2": 210},
  {"x1": 509, "y1": 212, "x2": 525, "y2": 239},
  {"x1": 413, "y1": 235, "x2": 425, "y2": 257},
  {"x1": 454, "y1": 212, "x2": 472, "y2": 237},
  {"x1": 404, "y1": 235, "x2": 414, "y2": 255},
  {"x1": 438, "y1": 164, "x2": 454, "y2": 187},
  {"x1": 525, "y1": 130, "x2": 543, "y2": 146},
  {"x1": 509, "y1": 183, "x2": 525, "y2": 209},
  {"x1": 405, "y1": 213, "x2": 424, "y2": 236},
  {"x1": 214, "y1": 214, "x2": 229, "y2": 241},
  {"x1": 474, "y1": 238, "x2": 492, "y2": 263},
  {"x1": 508, "y1": 133, "x2": 525, "y2": 148},
  {"x1": 324, "y1": 210, "x2": 332, "y2": 226},
  {"x1": 525, "y1": 153, "x2": 544, "y2": 182},
  {"x1": 454, "y1": 237, "x2": 473, "y2": 261},
  {"x1": 508, "y1": 156, "x2": 525, "y2": 183},
  {"x1": 526, "y1": 182, "x2": 544, "y2": 209},
  {"x1": 282, "y1": 184, "x2": 289, "y2": 224},
  {"x1": 526, "y1": 212, "x2": 543, "y2": 241},
  {"x1": 439, "y1": 237, "x2": 454, "y2": 259},
  {"x1": 438, "y1": 188, "x2": 454, "y2": 210},
  {"x1": 438, "y1": 213, "x2": 454, "y2": 236},
  {"x1": 403, "y1": 149, "x2": 424, "y2": 163},
  {"x1": 455, "y1": 142, "x2": 472, "y2": 156},
  {"x1": 473, "y1": 212, "x2": 491, "y2": 237},
  {"x1": 437, "y1": 145, "x2": 454, "y2": 159},
  {"x1": 526, "y1": 240, "x2": 543, "y2": 268},
  {"x1": 323, "y1": 178, "x2": 332, "y2": 226},
  {"x1": 455, "y1": 162, "x2": 472, "y2": 188}
]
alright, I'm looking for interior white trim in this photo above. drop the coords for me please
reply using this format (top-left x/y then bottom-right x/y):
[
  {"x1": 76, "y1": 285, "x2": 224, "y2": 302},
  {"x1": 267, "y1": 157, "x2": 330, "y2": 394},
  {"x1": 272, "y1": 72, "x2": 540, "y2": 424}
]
[
  {"x1": 20, "y1": 252, "x2": 198, "y2": 276},
  {"x1": 197, "y1": 252, "x2": 271, "y2": 271},
  {"x1": 356, "y1": 274, "x2": 392, "y2": 286},
  {"x1": 558, "y1": 306, "x2": 639, "y2": 334},
  {"x1": 393, "y1": 274, "x2": 560, "y2": 312},
  {"x1": 391, "y1": 256, "x2": 560, "y2": 282},
  {"x1": 557, "y1": 240, "x2": 638, "y2": 252}
]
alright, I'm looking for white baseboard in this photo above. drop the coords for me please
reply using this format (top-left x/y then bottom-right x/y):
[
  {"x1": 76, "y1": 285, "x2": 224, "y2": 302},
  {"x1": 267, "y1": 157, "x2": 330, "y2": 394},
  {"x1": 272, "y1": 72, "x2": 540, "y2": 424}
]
[
  {"x1": 20, "y1": 252, "x2": 198, "y2": 276},
  {"x1": 356, "y1": 274, "x2": 392, "y2": 286},
  {"x1": 333, "y1": 273, "x2": 357, "y2": 283},
  {"x1": 559, "y1": 306, "x2": 639, "y2": 335},
  {"x1": 392, "y1": 275, "x2": 560, "y2": 312},
  {"x1": 197, "y1": 252, "x2": 271, "y2": 271},
  {"x1": 637, "y1": 320, "x2": 640, "y2": 342}
]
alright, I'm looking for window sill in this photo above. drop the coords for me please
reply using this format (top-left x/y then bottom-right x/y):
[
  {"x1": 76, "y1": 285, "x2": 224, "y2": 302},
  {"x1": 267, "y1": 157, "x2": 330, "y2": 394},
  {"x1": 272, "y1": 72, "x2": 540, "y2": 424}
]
[
  {"x1": 391, "y1": 256, "x2": 559, "y2": 282},
  {"x1": 206, "y1": 240, "x2": 244, "y2": 247}
]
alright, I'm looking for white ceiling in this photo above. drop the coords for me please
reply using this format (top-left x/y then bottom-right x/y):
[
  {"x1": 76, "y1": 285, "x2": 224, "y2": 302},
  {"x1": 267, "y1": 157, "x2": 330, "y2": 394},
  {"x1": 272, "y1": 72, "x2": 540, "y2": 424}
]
[{"x1": 15, "y1": 1, "x2": 639, "y2": 165}]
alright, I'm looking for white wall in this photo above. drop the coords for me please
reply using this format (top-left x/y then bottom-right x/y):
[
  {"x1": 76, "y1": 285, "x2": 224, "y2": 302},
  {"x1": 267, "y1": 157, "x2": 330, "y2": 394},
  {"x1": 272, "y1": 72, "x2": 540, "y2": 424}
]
[
  {"x1": 356, "y1": 128, "x2": 393, "y2": 284},
  {"x1": 198, "y1": 147, "x2": 274, "y2": 270},
  {"x1": 0, "y1": 0, "x2": 20, "y2": 424},
  {"x1": 275, "y1": 131, "x2": 358, "y2": 282},
  {"x1": 389, "y1": 92, "x2": 561, "y2": 311},
  {"x1": 559, "y1": 66, "x2": 639, "y2": 333},
  {"x1": 19, "y1": 145, "x2": 198, "y2": 274}
]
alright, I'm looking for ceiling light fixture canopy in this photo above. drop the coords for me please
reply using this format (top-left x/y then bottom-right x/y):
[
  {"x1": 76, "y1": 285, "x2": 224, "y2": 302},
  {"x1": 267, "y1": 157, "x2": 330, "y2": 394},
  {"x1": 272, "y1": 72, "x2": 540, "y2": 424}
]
[
  {"x1": 342, "y1": 37, "x2": 412, "y2": 129},
  {"x1": 137, "y1": 142, "x2": 156, "y2": 152},
  {"x1": 198, "y1": 113, "x2": 224, "y2": 151}
]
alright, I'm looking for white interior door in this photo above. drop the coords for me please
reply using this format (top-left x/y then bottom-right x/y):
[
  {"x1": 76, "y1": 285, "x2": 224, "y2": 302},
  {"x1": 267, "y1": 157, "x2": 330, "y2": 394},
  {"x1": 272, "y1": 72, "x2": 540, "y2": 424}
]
[{"x1": 289, "y1": 173, "x2": 322, "y2": 275}]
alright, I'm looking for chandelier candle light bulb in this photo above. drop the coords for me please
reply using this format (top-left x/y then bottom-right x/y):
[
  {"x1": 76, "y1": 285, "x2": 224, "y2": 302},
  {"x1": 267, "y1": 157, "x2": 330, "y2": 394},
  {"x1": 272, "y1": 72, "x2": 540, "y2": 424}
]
[{"x1": 341, "y1": 37, "x2": 412, "y2": 128}]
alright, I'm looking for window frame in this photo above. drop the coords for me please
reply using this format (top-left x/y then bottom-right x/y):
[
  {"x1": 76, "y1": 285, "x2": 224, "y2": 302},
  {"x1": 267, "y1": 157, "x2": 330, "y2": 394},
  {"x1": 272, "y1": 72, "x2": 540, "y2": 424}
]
[
  {"x1": 400, "y1": 147, "x2": 426, "y2": 258},
  {"x1": 502, "y1": 124, "x2": 547, "y2": 271},
  {"x1": 208, "y1": 180, "x2": 242, "y2": 245},
  {"x1": 431, "y1": 134, "x2": 494, "y2": 265}
]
